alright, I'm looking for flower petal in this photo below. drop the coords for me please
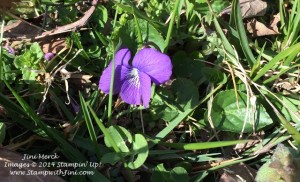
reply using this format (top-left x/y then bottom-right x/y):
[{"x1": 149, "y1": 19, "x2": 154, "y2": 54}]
[
  {"x1": 107, "y1": 48, "x2": 131, "y2": 68},
  {"x1": 132, "y1": 48, "x2": 172, "y2": 85},
  {"x1": 44, "y1": 52, "x2": 55, "y2": 61},
  {"x1": 120, "y1": 71, "x2": 151, "y2": 107},
  {"x1": 99, "y1": 65, "x2": 130, "y2": 94}
]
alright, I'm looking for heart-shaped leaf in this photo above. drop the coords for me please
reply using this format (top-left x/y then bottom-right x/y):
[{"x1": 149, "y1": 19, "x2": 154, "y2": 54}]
[{"x1": 207, "y1": 90, "x2": 273, "y2": 133}]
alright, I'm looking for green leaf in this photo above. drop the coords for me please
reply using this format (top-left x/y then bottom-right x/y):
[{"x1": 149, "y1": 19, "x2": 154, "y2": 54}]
[
  {"x1": 22, "y1": 69, "x2": 38, "y2": 83},
  {"x1": 116, "y1": 18, "x2": 165, "y2": 52},
  {"x1": 151, "y1": 88, "x2": 177, "y2": 121},
  {"x1": 172, "y1": 51, "x2": 204, "y2": 85},
  {"x1": 0, "y1": 122, "x2": 6, "y2": 144},
  {"x1": 151, "y1": 78, "x2": 199, "y2": 122},
  {"x1": 30, "y1": 42, "x2": 44, "y2": 59},
  {"x1": 101, "y1": 152, "x2": 122, "y2": 165},
  {"x1": 208, "y1": 90, "x2": 273, "y2": 133},
  {"x1": 79, "y1": 92, "x2": 102, "y2": 160},
  {"x1": 151, "y1": 164, "x2": 170, "y2": 182},
  {"x1": 14, "y1": 42, "x2": 43, "y2": 83},
  {"x1": 202, "y1": 67, "x2": 227, "y2": 84},
  {"x1": 88, "y1": 105, "x2": 126, "y2": 162},
  {"x1": 255, "y1": 144, "x2": 300, "y2": 182},
  {"x1": 171, "y1": 78, "x2": 199, "y2": 110},
  {"x1": 127, "y1": 134, "x2": 149, "y2": 169},
  {"x1": 2, "y1": 61, "x2": 16, "y2": 83},
  {"x1": 14, "y1": 42, "x2": 43, "y2": 69},
  {"x1": 104, "y1": 125, "x2": 132, "y2": 153},
  {"x1": 103, "y1": 127, "x2": 149, "y2": 169},
  {"x1": 92, "y1": 5, "x2": 108, "y2": 28},
  {"x1": 139, "y1": 19, "x2": 165, "y2": 52},
  {"x1": 115, "y1": 2, "x2": 166, "y2": 33},
  {"x1": 170, "y1": 167, "x2": 189, "y2": 182}
]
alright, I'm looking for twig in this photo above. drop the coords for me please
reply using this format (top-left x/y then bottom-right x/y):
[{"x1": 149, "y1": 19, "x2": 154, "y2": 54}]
[{"x1": 34, "y1": 0, "x2": 99, "y2": 40}]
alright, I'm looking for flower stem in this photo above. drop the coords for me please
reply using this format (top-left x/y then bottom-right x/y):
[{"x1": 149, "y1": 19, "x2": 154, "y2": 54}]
[
  {"x1": 107, "y1": 45, "x2": 116, "y2": 126},
  {"x1": 163, "y1": 0, "x2": 182, "y2": 53},
  {"x1": 133, "y1": 8, "x2": 143, "y2": 48},
  {"x1": 113, "y1": 6, "x2": 119, "y2": 28},
  {"x1": 107, "y1": 40, "x2": 122, "y2": 125}
]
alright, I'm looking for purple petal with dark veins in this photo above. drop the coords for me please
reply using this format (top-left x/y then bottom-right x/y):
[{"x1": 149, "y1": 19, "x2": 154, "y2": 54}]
[
  {"x1": 120, "y1": 71, "x2": 151, "y2": 107},
  {"x1": 99, "y1": 65, "x2": 130, "y2": 94},
  {"x1": 132, "y1": 48, "x2": 172, "y2": 85}
]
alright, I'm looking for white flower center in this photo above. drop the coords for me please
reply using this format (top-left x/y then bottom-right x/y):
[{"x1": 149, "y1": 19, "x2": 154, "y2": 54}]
[{"x1": 128, "y1": 68, "x2": 140, "y2": 88}]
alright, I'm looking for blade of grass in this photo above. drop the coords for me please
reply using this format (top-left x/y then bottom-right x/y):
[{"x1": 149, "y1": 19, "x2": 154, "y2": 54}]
[
  {"x1": 155, "y1": 108, "x2": 194, "y2": 140},
  {"x1": 164, "y1": 0, "x2": 183, "y2": 52},
  {"x1": 253, "y1": 82, "x2": 300, "y2": 147},
  {"x1": 4, "y1": 80, "x2": 84, "y2": 161},
  {"x1": 73, "y1": 90, "x2": 99, "y2": 124},
  {"x1": 93, "y1": 28, "x2": 109, "y2": 46},
  {"x1": 0, "y1": 93, "x2": 48, "y2": 136},
  {"x1": 208, "y1": 156, "x2": 257, "y2": 171},
  {"x1": 250, "y1": 42, "x2": 266, "y2": 77},
  {"x1": 79, "y1": 92, "x2": 102, "y2": 160},
  {"x1": 159, "y1": 140, "x2": 249, "y2": 150},
  {"x1": 132, "y1": 9, "x2": 143, "y2": 47},
  {"x1": 71, "y1": 32, "x2": 91, "y2": 61},
  {"x1": 285, "y1": 0, "x2": 300, "y2": 47},
  {"x1": 154, "y1": 83, "x2": 223, "y2": 142},
  {"x1": 206, "y1": 1, "x2": 237, "y2": 65},
  {"x1": 4, "y1": 80, "x2": 109, "y2": 182},
  {"x1": 232, "y1": 0, "x2": 256, "y2": 66},
  {"x1": 279, "y1": 0, "x2": 288, "y2": 35},
  {"x1": 49, "y1": 89, "x2": 74, "y2": 122},
  {"x1": 73, "y1": 135, "x2": 110, "y2": 154},
  {"x1": 107, "y1": 39, "x2": 122, "y2": 125},
  {"x1": 263, "y1": 63, "x2": 300, "y2": 84},
  {"x1": 253, "y1": 42, "x2": 300, "y2": 81},
  {"x1": 88, "y1": 104, "x2": 126, "y2": 162},
  {"x1": 276, "y1": 110, "x2": 300, "y2": 146}
]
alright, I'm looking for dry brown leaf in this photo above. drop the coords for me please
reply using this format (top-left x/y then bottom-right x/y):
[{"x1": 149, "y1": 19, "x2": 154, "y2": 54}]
[
  {"x1": 246, "y1": 14, "x2": 280, "y2": 37},
  {"x1": 40, "y1": 37, "x2": 67, "y2": 54},
  {"x1": 4, "y1": 20, "x2": 41, "y2": 39},
  {"x1": 220, "y1": 0, "x2": 267, "y2": 19},
  {"x1": 270, "y1": 13, "x2": 280, "y2": 33}
]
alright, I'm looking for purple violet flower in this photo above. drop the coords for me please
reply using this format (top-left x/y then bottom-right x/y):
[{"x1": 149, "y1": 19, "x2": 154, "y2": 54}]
[
  {"x1": 5, "y1": 46, "x2": 15, "y2": 55},
  {"x1": 99, "y1": 47, "x2": 172, "y2": 107},
  {"x1": 71, "y1": 101, "x2": 81, "y2": 113},
  {"x1": 44, "y1": 52, "x2": 55, "y2": 61}
]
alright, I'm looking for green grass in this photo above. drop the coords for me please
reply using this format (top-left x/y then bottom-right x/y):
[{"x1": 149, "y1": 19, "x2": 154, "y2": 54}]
[{"x1": 1, "y1": 0, "x2": 300, "y2": 181}]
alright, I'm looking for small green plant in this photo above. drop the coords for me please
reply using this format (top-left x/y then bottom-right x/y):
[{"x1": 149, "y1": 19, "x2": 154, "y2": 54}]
[
  {"x1": 14, "y1": 42, "x2": 44, "y2": 83},
  {"x1": 256, "y1": 144, "x2": 300, "y2": 182},
  {"x1": 1, "y1": 0, "x2": 300, "y2": 181}
]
